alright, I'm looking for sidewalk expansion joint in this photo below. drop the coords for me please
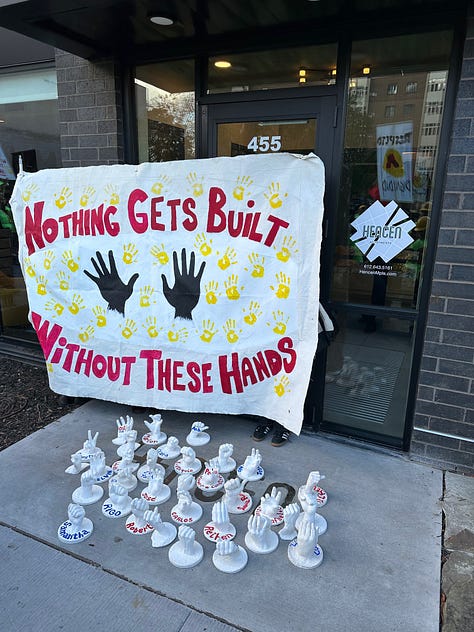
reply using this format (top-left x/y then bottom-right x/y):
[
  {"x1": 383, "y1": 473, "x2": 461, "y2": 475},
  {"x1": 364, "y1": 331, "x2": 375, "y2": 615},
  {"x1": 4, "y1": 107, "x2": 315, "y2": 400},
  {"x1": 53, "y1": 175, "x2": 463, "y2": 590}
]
[{"x1": 1, "y1": 520, "x2": 252, "y2": 632}]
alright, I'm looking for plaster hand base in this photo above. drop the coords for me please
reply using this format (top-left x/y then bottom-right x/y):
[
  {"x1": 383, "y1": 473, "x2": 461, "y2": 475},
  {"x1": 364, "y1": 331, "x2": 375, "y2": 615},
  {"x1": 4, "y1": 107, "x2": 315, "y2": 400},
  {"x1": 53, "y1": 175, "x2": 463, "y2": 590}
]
[
  {"x1": 203, "y1": 520, "x2": 236, "y2": 542},
  {"x1": 225, "y1": 491, "x2": 253, "y2": 514},
  {"x1": 157, "y1": 444, "x2": 181, "y2": 460},
  {"x1": 244, "y1": 530, "x2": 279, "y2": 554},
  {"x1": 58, "y1": 518, "x2": 93, "y2": 543},
  {"x1": 170, "y1": 503, "x2": 203, "y2": 525},
  {"x1": 72, "y1": 484, "x2": 103, "y2": 505},
  {"x1": 288, "y1": 541, "x2": 324, "y2": 568},
  {"x1": 255, "y1": 504, "x2": 284, "y2": 526},
  {"x1": 137, "y1": 463, "x2": 165, "y2": 483},
  {"x1": 186, "y1": 432, "x2": 210, "y2": 446},
  {"x1": 212, "y1": 545, "x2": 248, "y2": 573},
  {"x1": 65, "y1": 461, "x2": 87, "y2": 475},
  {"x1": 101, "y1": 498, "x2": 132, "y2": 519},
  {"x1": 312, "y1": 485, "x2": 328, "y2": 507},
  {"x1": 142, "y1": 432, "x2": 167, "y2": 446},
  {"x1": 168, "y1": 540, "x2": 204, "y2": 568},
  {"x1": 151, "y1": 523, "x2": 177, "y2": 548},
  {"x1": 112, "y1": 460, "x2": 139, "y2": 473},
  {"x1": 125, "y1": 516, "x2": 154, "y2": 536},
  {"x1": 237, "y1": 464, "x2": 264, "y2": 482},
  {"x1": 196, "y1": 474, "x2": 224, "y2": 495},
  {"x1": 141, "y1": 485, "x2": 171, "y2": 505},
  {"x1": 174, "y1": 459, "x2": 202, "y2": 475},
  {"x1": 92, "y1": 467, "x2": 114, "y2": 484}
]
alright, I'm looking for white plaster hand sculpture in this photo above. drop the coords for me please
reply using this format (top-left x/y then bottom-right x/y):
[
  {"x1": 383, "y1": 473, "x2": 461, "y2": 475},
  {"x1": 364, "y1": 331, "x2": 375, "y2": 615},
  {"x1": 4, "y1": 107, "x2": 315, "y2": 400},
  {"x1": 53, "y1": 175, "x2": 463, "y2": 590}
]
[
  {"x1": 216, "y1": 443, "x2": 236, "y2": 474},
  {"x1": 58, "y1": 502, "x2": 93, "y2": 543},
  {"x1": 245, "y1": 514, "x2": 278, "y2": 554},
  {"x1": 171, "y1": 490, "x2": 203, "y2": 524},
  {"x1": 137, "y1": 447, "x2": 165, "y2": 482},
  {"x1": 145, "y1": 507, "x2": 176, "y2": 548},
  {"x1": 80, "y1": 430, "x2": 100, "y2": 460},
  {"x1": 141, "y1": 470, "x2": 171, "y2": 505},
  {"x1": 304, "y1": 470, "x2": 327, "y2": 507},
  {"x1": 295, "y1": 496, "x2": 328, "y2": 535},
  {"x1": 186, "y1": 421, "x2": 210, "y2": 446},
  {"x1": 257, "y1": 487, "x2": 284, "y2": 525},
  {"x1": 213, "y1": 539, "x2": 248, "y2": 573},
  {"x1": 177, "y1": 473, "x2": 195, "y2": 494},
  {"x1": 288, "y1": 519, "x2": 323, "y2": 569},
  {"x1": 112, "y1": 415, "x2": 134, "y2": 445},
  {"x1": 157, "y1": 436, "x2": 181, "y2": 460},
  {"x1": 223, "y1": 477, "x2": 252, "y2": 514},
  {"x1": 114, "y1": 445, "x2": 139, "y2": 474},
  {"x1": 174, "y1": 446, "x2": 201, "y2": 475},
  {"x1": 197, "y1": 458, "x2": 224, "y2": 493},
  {"x1": 117, "y1": 429, "x2": 139, "y2": 457},
  {"x1": 126, "y1": 497, "x2": 153, "y2": 535},
  {"x1": 65, "y1": 451, "x2": 87, "y2": 474},
  {"x1": 113, "y1": 462, "x2": 137, "y2": 492},
  {"x1": 238, "y1": 448, "x2": 264, "y2": 481},
  {"x1": 102, "y1": 479, "x2": 132, "y2": 518},
  {"x1": 89, "y1": 450, "x2": 113, "y2": 483},
  {"x1": 279, "y1": 503, "x2": 300, "y2": 540},
  {"x1": 72, "y1": 470, "x2": 104, "y2": 505},
  {"x1": 204, "y1": 500, "x2": 236, "y2": 542},
  {"x1": 142, "y1": 413, "x2": 166, "y2": 445},
  {"x1": 169, "y1": 525, "x2": 203, "y2": 568}
]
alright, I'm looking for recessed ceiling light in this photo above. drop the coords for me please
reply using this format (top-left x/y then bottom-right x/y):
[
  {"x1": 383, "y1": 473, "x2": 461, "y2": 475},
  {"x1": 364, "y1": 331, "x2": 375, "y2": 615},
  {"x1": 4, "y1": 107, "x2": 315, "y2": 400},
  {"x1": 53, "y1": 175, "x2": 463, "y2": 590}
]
[
  {"x1": 214, "y1": 60, "x2": 232, "y2": 69},
  {"x1": 149, "y1": 15, "x2": 174, "y2": 26}
]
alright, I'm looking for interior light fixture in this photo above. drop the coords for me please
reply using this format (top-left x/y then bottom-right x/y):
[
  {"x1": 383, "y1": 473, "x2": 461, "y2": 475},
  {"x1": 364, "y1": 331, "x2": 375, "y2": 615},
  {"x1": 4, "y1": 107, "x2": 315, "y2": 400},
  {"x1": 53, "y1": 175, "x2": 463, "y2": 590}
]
[
  {"x1": 214, "y1": 60, "x2": 232, "y2": 69},
  {"x1": 299, "y1": 68, "x2": 307, "y2": 77},
  {"x1": 0, "y1": 119, "x2": 5, "y2": 123},
  {"x1": 362, "y1": 65, "x2": 371, "y2": 75},
  {"x1": 331, "y1": 68, "x2": 337, "y2": 76},
  {"x1": 149, "y1": 15, "x2": 174, "y2": 26}
]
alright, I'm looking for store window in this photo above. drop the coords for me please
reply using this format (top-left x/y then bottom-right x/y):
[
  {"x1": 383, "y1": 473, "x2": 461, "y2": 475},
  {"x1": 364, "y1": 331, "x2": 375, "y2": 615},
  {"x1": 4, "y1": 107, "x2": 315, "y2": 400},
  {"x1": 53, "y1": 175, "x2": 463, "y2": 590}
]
[
  {"x1": 331, "y1": 31, "x2": 452, "y2": 311},
  {"x1": 0, "y1": 65, "x2": 60, "y2": 342},
  {"x1": 135, "y1": 60, "x2": 195, "y2": 162},
  {"x1": 325, "y1": 30, "x2": 452, "y2": 444}
]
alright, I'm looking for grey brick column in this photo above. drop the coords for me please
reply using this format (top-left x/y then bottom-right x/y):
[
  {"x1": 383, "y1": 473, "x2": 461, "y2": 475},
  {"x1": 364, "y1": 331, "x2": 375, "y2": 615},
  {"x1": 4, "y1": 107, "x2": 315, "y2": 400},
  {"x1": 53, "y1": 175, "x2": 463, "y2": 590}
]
[
  {"x1": 55, "y1": 49, "x2": 124, "y2": 166},
  {"x1": 410, "y1": 14, "x2": 474, "y2": 474}
]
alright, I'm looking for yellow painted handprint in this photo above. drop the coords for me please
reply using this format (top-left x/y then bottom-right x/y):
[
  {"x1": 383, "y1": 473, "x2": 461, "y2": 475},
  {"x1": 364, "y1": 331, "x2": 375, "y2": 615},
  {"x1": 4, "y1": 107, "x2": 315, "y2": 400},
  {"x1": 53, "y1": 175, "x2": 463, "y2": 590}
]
[
  {"x1": 21, "y1": 183, "x2": 39, "y2": 202},
  {"x1": 54, "y1": 187, "x2": 72, "y2": 209},
  {"x1": 24, "y1": 257, "x2": 36, "y2": 278},
  {"x1": 62, "y1": 250, "x2": 80, "y2": 272},
  {"x1": 224, "y1": 274, "x2": 243, "y2": 301},
  {"x1": 46, "y1": 362, "x2": 53, "y2": 373},
  {"x1": 45, "y1": 300, "x2": 64, "y2": 317},
  {"x1": 233, "y1": 175, "x2": 253, "y2": 201},
  {"x1": 143, "y1": 316, "x2": 161, "y2": 339},
  {"x1": 79, "y1": 325, "x2": 95, "y2": 343},
  {"x1": 194, "y1": 232, "x2": 213, "y2": 257},
  {"x1": 150, "y1": 243, "x2": 169, "y2": 265},
  {"x1": 267, "y1": 310, "x2": 289, "y2": 336},
  {"x1": 139, "y1": 285, "x2": 155, "y2": 307},
  {"x1": 270, "y1": 272, "x2": 291, "y2": 299},
  {"x1": 80, "y1": 186, "x2": 96, "y2": 207},
  {"x1": 56, "y1": 271, "x2": 70, "y2": 291},
  {"x1": 264, "y1": 182, "x2": 287, "y2": 209},
  {"x1": 36, "y1": 275, "x2": 48, "y2": 295},
  {"x1": 167, "y1": 324, "x2": 189, "y2": 343},
  {"x1": 151, "y1": 175, "x2": 171, "y2": 195},
  {"x1": 275, "y1": 235, "x2": 299, "y2": 262},
  {"x1": 217, "y1": 247, "x2": 237, "y2": 270},
  {"x1": 92, "y1": 305, "x2": 107, "y2": 327},
  {"x1": 187, "y1": 172, "x2": 204, "y2": 197},
  {"x1": 223, "y1": 319, "x2": 242, "y2": 344},
  {"x1": 104, "y1": 184, "x2": 120, "y2": 205},
  {"x1": 198, "y1": 319, "x2": 217, "y2": 343},
  {"x1": 245, "y1": 252, "x2": 265, "y2": 278},
  {"x1": 121, "y1": 318, "x2": 137, "y2": 339},
  {"x1": 205, "y1": 280, "x2": 220, "y2": 305},
  {"x1": 274, "y1": 375, "x2": 290, "y2": 397},
  {"x1": 123, "y1": 243, "x2": 138, "y2": 264},
  {"x1": 243, "y1": 301, "x2": 262, "y2": 325},
  {"x1": 68, "y1": 294, "x2": 85, "y2": 315},
  {"x1": 43, "y1": 250, "x2": 55, "y2": 270}
]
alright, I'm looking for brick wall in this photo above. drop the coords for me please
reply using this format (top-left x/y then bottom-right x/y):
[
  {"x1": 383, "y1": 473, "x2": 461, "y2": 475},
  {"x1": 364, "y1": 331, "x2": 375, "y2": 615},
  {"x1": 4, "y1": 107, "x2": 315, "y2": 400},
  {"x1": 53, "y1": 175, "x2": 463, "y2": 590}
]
[
  {"x1": 55, "y1": 50, "x2": 124, "y2": 166},
  {"x1": 410, "y1": 15, "x2": 474, "y2": 475}
]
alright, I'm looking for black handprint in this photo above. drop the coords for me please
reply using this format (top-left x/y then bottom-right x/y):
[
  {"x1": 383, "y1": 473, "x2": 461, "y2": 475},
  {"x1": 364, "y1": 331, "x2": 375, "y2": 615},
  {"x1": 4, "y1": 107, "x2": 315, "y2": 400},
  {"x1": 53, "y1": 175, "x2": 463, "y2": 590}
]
[
  {"x1": 84, "y1": 250, "x2": 138, "y2": 316},
  {"x1": 161, "y1": 248, "x2": 206, "y2": 320}
]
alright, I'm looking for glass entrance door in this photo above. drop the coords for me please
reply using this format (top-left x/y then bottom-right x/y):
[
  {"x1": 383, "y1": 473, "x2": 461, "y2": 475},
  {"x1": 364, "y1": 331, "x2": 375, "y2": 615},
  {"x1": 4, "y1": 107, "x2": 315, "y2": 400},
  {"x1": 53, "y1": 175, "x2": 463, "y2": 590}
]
[{"x1": 206, "y1": 96, "x2": 337, "y2": 429}]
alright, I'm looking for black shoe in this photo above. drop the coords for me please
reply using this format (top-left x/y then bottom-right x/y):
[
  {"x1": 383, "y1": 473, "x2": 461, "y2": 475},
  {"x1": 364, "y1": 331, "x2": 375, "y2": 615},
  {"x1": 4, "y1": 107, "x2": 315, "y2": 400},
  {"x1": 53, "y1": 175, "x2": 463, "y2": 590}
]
[
  {"x1": 271, "y1": 425, "x2": 290, "y2": 447},
  {"x1": 253, "y1": 423, "x2": 274, "y2": 441}
]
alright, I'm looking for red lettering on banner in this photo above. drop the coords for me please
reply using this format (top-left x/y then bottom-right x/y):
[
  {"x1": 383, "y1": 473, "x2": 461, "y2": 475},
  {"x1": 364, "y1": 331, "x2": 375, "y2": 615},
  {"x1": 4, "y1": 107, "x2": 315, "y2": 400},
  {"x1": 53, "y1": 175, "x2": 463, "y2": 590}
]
[
  {"x1": 31, "y1": 312, "x2": 62, "y2": 360},
  {"x1": 139, "y1": 350, "x2": 214, "y2": 394}
]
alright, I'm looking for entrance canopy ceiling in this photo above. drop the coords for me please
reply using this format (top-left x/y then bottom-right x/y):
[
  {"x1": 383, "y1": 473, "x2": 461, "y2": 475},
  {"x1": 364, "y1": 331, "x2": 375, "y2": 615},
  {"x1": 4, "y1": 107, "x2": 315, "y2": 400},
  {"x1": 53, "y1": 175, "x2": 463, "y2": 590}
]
[{"x1": 0, "y1": 1, "x2": 463, "y2": 62}]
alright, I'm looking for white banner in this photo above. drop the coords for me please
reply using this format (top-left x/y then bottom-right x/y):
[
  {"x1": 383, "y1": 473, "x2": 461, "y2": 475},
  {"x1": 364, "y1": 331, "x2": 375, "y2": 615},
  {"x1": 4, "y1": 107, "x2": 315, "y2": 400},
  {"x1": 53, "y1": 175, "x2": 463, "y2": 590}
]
[
  {"x1": 376, "y1": 121, "x2": 413, "y2": 203},
  {"x1": 10, "y1": 153, "x2": 325, "y2": 434}
]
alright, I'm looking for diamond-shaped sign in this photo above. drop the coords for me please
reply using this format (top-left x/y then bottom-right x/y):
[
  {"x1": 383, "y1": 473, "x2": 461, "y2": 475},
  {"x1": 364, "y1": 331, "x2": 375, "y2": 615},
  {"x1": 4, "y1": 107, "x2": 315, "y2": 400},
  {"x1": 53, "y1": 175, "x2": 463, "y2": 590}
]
[{"x1": 350, "y1": 200, "x2": 415, "y2": 263}]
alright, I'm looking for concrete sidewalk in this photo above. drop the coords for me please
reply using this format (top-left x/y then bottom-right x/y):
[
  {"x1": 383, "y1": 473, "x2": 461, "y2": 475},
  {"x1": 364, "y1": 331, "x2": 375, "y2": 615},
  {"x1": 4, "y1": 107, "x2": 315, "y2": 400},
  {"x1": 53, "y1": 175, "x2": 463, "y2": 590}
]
[{"x1": 0, "y1": 400, "x2": 444, "y2": 632}]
